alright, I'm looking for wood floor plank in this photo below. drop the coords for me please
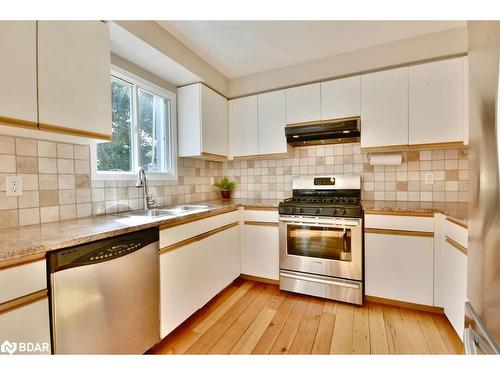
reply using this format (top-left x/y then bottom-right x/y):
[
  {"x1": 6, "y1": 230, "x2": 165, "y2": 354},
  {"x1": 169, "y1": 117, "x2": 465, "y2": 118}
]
[
  {"x1": 431, "y1": 314, "x2": 463, "y2": 354},
  {"x1": 330, "y1": 303, "x2": 354, "y2": 354},
  {"x1": 230, "y1": 292, "x2": 286, "y2": 354},
  {"x1": 367, "y1": 302, "x2": 389, "y2": 354},
  {"x1": 185, "y1": 283, "x2": 265, "y2": 354},
  {"x1": 416, "y1": 311, "x2": 449, "y2": 354},
  {"x1": 192, "y1": 281, "x2": 255, "y2": 335},
  {"x1": 400, "y1": 308, "x2": 431, "y2": 354},
  {"x1": 209, "y1": 285, "x2": 277, "y2": 354},
  {"x1": 311, "y1": 302, "x2": 337, "y2": 354},
  {"x1": 269, "y1": 295, "x2": 310, "y2": 354},
  {"x1": 382, "y1": 305, "x2": 412, "y2": 354},
  {"x1": 289, "y1": 298, "x2": 325, "y2": 354},
  {"x1": 252, "y1": 295, "x2": 297, "y2": 354},
  {"x1": 352, "y1": 304, "x2": 370, "y2": 354}
]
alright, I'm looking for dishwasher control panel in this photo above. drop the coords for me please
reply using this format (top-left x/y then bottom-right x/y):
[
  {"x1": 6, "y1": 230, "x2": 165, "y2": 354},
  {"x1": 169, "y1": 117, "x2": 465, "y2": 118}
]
[{"x1": 88, "y1": 242, "x2": 142, "y2": 261}]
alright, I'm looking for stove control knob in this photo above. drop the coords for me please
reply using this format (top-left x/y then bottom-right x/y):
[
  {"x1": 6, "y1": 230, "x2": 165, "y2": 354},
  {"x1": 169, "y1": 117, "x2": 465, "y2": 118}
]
[
  {"x1": 315, "y1": 208, "x2": 321, "y2": 215},
  {"x1": 290, "y1": 207, "x2": 295, "y2": 213},
  {"x1": 332, "y1": 208, "x2": 338, "y2": 215},
  {"x1": 299, "y1": 208, "x2": 304, "y2": 214},
  {"x1": 340, "y1": 209, "x2": 347, "y2": 215}
]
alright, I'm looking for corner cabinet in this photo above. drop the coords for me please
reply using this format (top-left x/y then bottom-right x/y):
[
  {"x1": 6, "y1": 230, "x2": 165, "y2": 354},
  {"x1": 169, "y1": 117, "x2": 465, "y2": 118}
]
[
  {"x1": 178, "y1": 83, "x2": 228, "y2": 160},
  {"x1": 409, "y1": 57, "x2": 466, "y2": 146},
  {"x1": 37, "y1": 21, "x2": 112, "y2": 140},
  {"x1": 360, "y1": 67, "x2": 409, "y2": 150},
  {"x1": 0, "y1": 21, "x2": 38, "y2": 127}
]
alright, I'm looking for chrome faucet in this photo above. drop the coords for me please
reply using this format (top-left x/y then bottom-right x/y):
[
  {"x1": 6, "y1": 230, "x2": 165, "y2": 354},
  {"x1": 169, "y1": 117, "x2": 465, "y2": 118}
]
[{"x1": 136, "y1": 168, "x2": 155, "y2": 209}]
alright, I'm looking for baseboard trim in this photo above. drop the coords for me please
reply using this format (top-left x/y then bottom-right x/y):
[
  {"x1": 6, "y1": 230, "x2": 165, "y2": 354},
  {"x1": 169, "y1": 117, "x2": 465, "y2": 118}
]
[
  {"x1": 239, "y1": 274, "x2": 279, "y2": 285},
  {"x1": 365, "y1": 295, "x2": 444, "y2": 314}
]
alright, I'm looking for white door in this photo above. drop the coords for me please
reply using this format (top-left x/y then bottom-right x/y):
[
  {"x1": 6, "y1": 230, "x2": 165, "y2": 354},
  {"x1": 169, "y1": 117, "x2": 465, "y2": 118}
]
[
  {"x1": 159, "y1": 243, "x2": 199, "y2": 338},
  {"x1": 242, "y1": 224, "x2": 279, "y2": 280},
  {"x1": 361, "y1": 67, "x2": 409, "y2": 149},
  {"x1": 37, "y1": 21, "x2": 112, "y2": 139},
  {"x1": 0, "y1": 21, "x2": 37, "y2": 126},
  {"x1": 0, "y1": 298, "x2": 51, "y2": 354},
  {"x1": 197, "y1": 226, "x2": 240, "y2": 308},
  {"x1": 409, "y1": 57, "x2": 465, "y2": 145},
  {"x1": 201, "y1": 84, "x2": 228, "y2": 157},
  {"x1": 228, "y1": 96, "x2": 259, "y2": 158},
  {"x1": 365, "y1": 232, "x2": 434, "y2": 306},
  {"x1": 285, "y1": 83, "x2": 321, "y2": 124},
  {"x1": 321, "y1": 76, "x2": 361, "y2": 120},
  {"x1": 258, "y1": 90, "x2": 287, "y2": 155}
]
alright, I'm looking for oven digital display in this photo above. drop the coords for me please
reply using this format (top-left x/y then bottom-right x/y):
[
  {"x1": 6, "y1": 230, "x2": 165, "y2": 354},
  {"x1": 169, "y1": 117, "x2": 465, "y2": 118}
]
[{"x1": 314, "y1": 177, "x2": 335, "y2": 186}]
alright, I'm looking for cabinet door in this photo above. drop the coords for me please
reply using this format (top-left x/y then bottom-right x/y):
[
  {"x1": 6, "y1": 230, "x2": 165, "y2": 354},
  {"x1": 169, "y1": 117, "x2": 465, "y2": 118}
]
[
  {"x1": 285, "y1": 83, "x2": 321, "y2": 124},
  {"x1": 201, "y1": 84, "x2": 228, "y2": 157},
  {"x1": 177, "y1": 84, "x2": 202, "y2": 157},
  {"x1": 160, "y1": 243, "x2": 199, "y2": 338},
  {"x1": 229, "y1": 96, "x2": 259, "y2": 158},
  {"x1": 321, "y1": 76, "x2": 360, "y2": 120},
  {"x1": 37, "y1": 21, "x2": 112, "y2": 139},
  {"x1": 0, "y1": 298, "x2": 51, "y2": 354},
  {"x1": 441, "y1": 239, "x2": 467, "y2": 339},
  {"x1": 409, "y1": 57, "x2": 465, "y2": 145},
  {"x1": 197, "y1": 225, "x2": 240, "y2": 307},
  {"x1": 365, "y1": 232, "x2": 434, "y2": 306},
  {"x1": 258, "y1": 90, "x2": 287, "y2": 155},
  {"x1": 242, "y1": 224, "x2": 279, "y2": 280},
  {"x1": 0, "y1": 21, "x2": 37, "y2": 126},
  {"x1": 361, "y1": 67, "x2": 409, "y2": 149}
]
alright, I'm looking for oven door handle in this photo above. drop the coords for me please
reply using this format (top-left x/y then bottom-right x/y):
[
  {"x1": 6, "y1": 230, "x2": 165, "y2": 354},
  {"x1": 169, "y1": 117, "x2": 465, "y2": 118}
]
[
  {"x1": 279, "y1": 218, "x2": 361, "y2": 227},
  {"x1": 280, "y1": 271, "x2": 360, "y2": 289}
]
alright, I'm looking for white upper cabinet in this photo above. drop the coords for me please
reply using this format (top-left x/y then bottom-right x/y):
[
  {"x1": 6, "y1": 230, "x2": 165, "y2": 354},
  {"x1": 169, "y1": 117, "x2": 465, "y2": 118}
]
[
  {"x1": 257, "y1": 90, "x2": 287, "y2": 155},
  {"x1": 321, "y1": 75, "x2": 360, "y2": 120},
  {"x1": 229, "y1": 95, "x2": 259, "y2": 158},
  {"x1": 0, "y1": 21, "x2": 38, "y2": 126},
  {"x1": 361, "y1": 67, "x2": 409, "y2": 149},
  {"x1": 37, "y1": 21, "x2": 112, "y2": 139},
  {"x1": 409, "y1": 57, "x2": 465, "y2": 145},
  {"x1": 178, "y1": 83, "x2": 228, "y2": 159},
  {"x1": 285, "y1": 83, "x2": 321, "y2": 124}
]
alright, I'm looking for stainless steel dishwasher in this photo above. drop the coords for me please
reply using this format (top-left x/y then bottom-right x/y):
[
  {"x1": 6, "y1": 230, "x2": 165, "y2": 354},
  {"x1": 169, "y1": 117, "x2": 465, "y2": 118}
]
[{"x1": 48, "y1": 228, "x2": 160, "y2": 354}]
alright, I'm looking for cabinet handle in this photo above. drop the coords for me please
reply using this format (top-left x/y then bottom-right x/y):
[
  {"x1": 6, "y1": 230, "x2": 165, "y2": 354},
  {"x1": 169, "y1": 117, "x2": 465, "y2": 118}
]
[
  {"x1": 445, "y1": 236, "x2": 468, "y2": 255},
  {"x1": 0, "y1": 289, "x2": 48, "y2": 315},
  {"x1": 365, "y1": 228, "x2": 434, "y2": 237}
]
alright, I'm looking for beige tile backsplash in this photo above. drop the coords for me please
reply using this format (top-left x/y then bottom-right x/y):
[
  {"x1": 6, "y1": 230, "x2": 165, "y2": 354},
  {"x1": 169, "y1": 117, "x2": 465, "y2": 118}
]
[
  {"x1": 0, "y1": 134, "x2": 469, "y2": 229},
  {"x1": 222, "y1": 143, "x2": 469, "y2": 203},
  {"x1": 0, "y1": 134, "x2": 223, "y2": 229}
]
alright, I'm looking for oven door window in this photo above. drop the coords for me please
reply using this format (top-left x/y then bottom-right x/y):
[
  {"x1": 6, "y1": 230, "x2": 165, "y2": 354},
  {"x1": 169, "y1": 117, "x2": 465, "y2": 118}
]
[{"x1": 286, "y1": 224, "x2": 352, "y2": 261}]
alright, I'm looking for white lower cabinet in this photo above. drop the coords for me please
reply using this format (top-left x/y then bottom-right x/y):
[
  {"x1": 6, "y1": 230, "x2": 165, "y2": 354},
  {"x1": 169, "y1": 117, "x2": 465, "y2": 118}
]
[
  {"x1": 159, "y1": 221, "x2": 240, "y2": 338},
  {"x1": 0, "y1": 298, "x2": 51, "y2": 354},
  {"x1": 241, "y1": 224, "x2": 279, "y2": 280},
  {"x1": 159, "y1": 242, "x2": 199, "y2": 338},
  {"x1": 198, "y1": 225, "x2": 240, "y2": 307}
]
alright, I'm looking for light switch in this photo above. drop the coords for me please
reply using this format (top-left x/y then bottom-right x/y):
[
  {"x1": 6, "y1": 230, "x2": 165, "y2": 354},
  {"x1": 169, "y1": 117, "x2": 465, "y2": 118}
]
[
  {"x1": 6, "y1": 175, "x2": 23, "y2": 196},
  {"x1": 424, "y1": 172, "x2": 434, "y2": 185}
]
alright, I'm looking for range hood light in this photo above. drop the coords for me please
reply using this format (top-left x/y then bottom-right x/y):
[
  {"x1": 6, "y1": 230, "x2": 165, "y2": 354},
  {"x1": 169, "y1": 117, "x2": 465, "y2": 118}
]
[
  {"x1": 343, "y1": 130, "x2": 350, "y2": 134},
  {"x1": 293, "y1": 135, "x2": 299, "y2": 138}
]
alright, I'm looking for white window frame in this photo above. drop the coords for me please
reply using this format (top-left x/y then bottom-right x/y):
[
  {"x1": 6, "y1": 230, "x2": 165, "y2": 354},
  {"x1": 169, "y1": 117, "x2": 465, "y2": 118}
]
[{"x1": 91, "y1": 65, "x2": 177, "y2": 181}]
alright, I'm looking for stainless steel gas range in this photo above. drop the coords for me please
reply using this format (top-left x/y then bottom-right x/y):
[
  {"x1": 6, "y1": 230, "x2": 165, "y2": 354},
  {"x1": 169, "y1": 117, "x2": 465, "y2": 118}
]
[{"x1": 278, "y1": 175, "x2": 363, "y2": 305}]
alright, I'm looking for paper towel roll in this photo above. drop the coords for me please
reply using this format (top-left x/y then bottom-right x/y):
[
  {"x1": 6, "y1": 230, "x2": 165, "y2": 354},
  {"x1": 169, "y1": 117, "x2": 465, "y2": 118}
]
[{"x1": 369, "y1": 154, "x2": 402, "y2": 166}]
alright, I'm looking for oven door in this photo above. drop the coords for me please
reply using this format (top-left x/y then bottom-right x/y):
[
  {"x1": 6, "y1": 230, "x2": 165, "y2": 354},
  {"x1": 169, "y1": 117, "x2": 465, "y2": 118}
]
[{"x1": 279, "y1": 215, "x2": 362, "y2": 281}]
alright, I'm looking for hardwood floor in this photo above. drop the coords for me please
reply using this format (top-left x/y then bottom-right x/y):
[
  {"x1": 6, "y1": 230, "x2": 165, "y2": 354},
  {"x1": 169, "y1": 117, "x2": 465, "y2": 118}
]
[{"x1": 150, "y1": 279, "x2": 463, "y2": 355}]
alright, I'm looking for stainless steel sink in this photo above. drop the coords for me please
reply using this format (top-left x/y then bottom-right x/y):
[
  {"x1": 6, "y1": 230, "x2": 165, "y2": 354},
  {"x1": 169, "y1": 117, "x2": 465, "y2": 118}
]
[
  {"x1": 117, "y1": 209, "x2": 175, "y2": 218},
  {"x1": 163, "y1": 205, "x2": 209, "y2": 215}
]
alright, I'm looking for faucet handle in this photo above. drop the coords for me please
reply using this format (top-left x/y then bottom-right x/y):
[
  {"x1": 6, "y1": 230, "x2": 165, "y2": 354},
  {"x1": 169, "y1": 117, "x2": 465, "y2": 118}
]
[{"x1": 147, "y1": 194, "x2": 156, "y2": 207}]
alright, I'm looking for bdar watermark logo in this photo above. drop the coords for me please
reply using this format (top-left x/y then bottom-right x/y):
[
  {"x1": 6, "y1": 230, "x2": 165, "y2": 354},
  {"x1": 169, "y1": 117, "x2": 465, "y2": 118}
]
[
  {"x1": 1, "y1": 341, "x2": 17, "y2": 355},
  {"x1": 0, "y1": 340, "x2": 49, "y2": 354}
]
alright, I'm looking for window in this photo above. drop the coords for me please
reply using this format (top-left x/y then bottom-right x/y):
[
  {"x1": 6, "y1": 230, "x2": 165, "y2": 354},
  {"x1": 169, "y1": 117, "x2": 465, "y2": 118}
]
[{"x1": 93, "y1": 67, "x2": 176, "y2": 180}]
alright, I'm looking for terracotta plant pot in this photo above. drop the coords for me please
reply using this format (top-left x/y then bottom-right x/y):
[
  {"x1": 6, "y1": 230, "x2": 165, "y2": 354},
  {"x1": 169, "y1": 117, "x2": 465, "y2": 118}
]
[{"x1": 220, "y1": 190, "x2": 231, "y2": 199}]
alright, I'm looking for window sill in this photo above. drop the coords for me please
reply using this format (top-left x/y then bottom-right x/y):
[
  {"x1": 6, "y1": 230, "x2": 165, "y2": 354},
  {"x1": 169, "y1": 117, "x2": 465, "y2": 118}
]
[{"x1": 92, "y1": 171, "x2": 177, "y2": 182}]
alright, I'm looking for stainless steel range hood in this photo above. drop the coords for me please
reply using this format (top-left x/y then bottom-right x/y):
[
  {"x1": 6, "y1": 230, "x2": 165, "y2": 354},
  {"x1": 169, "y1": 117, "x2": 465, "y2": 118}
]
[{"x1": 285, "y1": 117, "x2": 360, "y2": 147}]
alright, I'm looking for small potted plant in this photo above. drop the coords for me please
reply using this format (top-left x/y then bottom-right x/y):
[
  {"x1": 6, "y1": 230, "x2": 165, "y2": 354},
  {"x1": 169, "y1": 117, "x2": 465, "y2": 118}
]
[{"x1": 214, "y1": 176, "x2": 236, "y2": 199}]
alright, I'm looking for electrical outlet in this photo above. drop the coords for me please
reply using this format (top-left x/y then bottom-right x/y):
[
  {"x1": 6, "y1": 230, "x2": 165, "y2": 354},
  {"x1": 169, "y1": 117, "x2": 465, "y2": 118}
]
[
  {"x1": 210, "y1": 177, "x2": 215, "y2": 185},
  {"x1": 6, "y1": 175, "x2": 23, "y2": 196},
  {"x1": 424, "y1": 172, "x2": 434, "y2": 185}
]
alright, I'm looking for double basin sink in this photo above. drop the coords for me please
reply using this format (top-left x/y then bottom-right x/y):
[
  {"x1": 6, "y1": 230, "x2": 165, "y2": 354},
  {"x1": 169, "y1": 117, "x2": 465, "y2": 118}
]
[{"x1": 117, "y1": 205, "x2": 209, "y2": 219}]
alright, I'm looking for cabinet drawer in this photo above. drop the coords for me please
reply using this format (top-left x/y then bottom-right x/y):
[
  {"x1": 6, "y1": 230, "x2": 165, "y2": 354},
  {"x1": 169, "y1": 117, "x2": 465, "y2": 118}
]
[
  {"x1": 445, "y1": 218, "x2": 468, "y2": 250},
  {"x1": 243, "y1": 209, "x2": 279, "y2": 223},
  {"x1": 0, "y1": 259, "x2": 47, "y2": 304},
  {"x1": 160, "y1": 210, "x2": 240, "y2": 248},
  {"x1": 365, "y1": 213, "x2": 434, "y2": 232},
  {"x1": 0, "y1": 297, "x2": 51, "y2": 353}
]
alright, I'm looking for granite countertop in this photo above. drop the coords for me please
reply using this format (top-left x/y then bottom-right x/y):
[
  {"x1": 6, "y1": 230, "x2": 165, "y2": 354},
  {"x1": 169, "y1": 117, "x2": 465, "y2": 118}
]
[
  {"x1": 361, "y1": 200, "x2": 468, "y2": 225},
  {"x1": 0, "y1": 199, "x2": 280, "y2": 265}
]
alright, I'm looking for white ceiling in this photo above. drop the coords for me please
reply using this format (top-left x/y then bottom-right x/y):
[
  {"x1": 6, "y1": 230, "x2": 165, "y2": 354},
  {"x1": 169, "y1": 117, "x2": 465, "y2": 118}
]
[
  {"x1": 157, "y1": 21, "x2": 466, "y2": 79},
  {"x1": 109, "y1": 22, "x2": 201, "y2": 87}
]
